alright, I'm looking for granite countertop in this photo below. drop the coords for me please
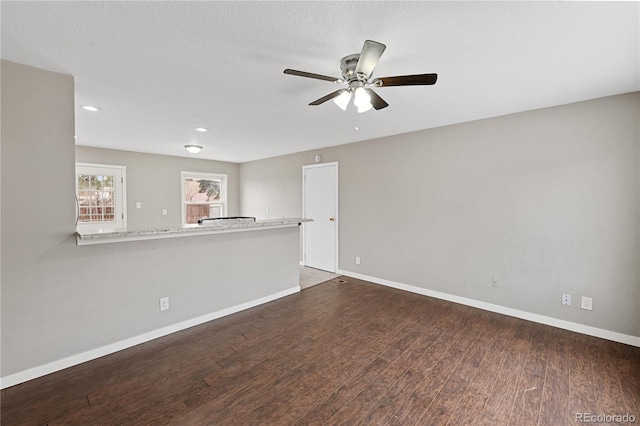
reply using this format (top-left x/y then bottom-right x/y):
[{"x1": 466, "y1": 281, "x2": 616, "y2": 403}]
[{"x1": 76, "y1": 217, "x2": 312, "y2": 245}]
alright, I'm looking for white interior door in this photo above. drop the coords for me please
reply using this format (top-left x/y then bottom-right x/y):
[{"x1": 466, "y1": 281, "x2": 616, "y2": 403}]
[{"x1": 303, "y1": 163, "x2": 338, "y2": 272}]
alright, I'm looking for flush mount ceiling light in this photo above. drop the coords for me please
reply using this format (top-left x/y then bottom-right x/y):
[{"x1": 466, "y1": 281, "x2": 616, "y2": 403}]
[
  {"x1": 194, "y1": 127, "x2": 208, "y2": 132},
  {"x1": 184, "y1": 145, "x2": 203, "y2": 154},
  {"x1": 81, "y1": 105, "x2": 101, "y2": 112}
]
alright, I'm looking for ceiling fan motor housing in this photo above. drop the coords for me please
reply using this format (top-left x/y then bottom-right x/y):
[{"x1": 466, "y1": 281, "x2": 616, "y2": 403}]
[{"x1": 340, "y1": 54, "x2": 362, "y2": 82}]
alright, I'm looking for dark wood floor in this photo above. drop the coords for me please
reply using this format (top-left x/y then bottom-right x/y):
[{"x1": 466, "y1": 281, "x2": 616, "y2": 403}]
[{"x1": 2, "y1": 277, "x2": 639, "y2": 425}]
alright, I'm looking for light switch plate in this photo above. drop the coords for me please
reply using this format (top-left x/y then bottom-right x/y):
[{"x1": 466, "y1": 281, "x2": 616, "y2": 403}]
[{"x1": 160, "y1": 297, "x2": 169, "y2": 311}]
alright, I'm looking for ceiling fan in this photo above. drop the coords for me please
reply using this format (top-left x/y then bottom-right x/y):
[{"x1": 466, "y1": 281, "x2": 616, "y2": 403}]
[{"x1": 284, "y1": 40, "x2": 437, "y2": 113}]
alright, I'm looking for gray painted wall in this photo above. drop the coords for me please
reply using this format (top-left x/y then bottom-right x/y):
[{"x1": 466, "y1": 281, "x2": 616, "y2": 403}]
[
  {"x1": 1, "y1": 60, "x2": 299, "y2": 379},
  {"x1": 75, "y1": 146, "x2": 240, "y2": 229},
  {"x1": 2, "y1": 58, "x2": 637, "y2": 382},
  {"x1": 240, "y1": 93, "x2": 640, "y2": 337}
]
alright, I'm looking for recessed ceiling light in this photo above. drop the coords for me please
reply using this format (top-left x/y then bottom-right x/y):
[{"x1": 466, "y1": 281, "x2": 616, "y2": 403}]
[
  {"x1": 81, "y1": 105, "x2": 101, "y2": 112},
  {"x1": 194, "y1": 127, "x2": 208, "y2": 132}
]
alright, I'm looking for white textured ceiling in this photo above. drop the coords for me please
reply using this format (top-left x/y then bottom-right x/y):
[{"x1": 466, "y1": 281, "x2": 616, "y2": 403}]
[{"x1": 2, "y1": 1, "x2": 639, "y2": 163}]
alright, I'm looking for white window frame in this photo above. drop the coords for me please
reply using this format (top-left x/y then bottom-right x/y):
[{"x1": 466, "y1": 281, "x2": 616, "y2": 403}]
[
  {"x1": 75, "y1": 162, "x2": 127, "y2": 231},
  {"x1": 181, "y1": 171, "x2": 228, "y2": 225}
]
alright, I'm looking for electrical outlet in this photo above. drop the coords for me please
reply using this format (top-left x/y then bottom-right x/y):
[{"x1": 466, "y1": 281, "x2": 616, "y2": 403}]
[
  {"x1": 135, "y1": 202, "x2": 142, "y2": 209},
  {"x1": 581, "y1": 296, "x2": 593, "y2": 311},
  {"x1": 162, "y1": 209, "x2": 167, "y2": 216},
  {"x1": 355, "y1": 256, "x2": 361, "y2": 265},
  {"x1": 562, "y1": 294, "x2": 571, "y2": 306},
  {"x1": 492, "y1": 277, "x2": 500, "y2": 288},
  {"x1": 160, "y1": 297, "x2": 169, "y2": 311}
]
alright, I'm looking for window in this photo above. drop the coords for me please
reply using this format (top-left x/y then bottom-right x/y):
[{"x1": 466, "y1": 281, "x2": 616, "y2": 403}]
[
  {"x1": 76, "y1": 163, "x2": 126, "y2": 230},
  {"x1": 181, "y1": 171, "x2": 227, "y2": 224}
]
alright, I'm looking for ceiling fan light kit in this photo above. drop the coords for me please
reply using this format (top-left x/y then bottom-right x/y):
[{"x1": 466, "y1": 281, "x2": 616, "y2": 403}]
[
  {"x1": 332, "y1": 90, "x2": 351, "y2": 111},
  {"x1": 284, "y1": 40, "x2": 437, "y2": 113},
  {"x1": 354, "y1": 87, "x2": 373, "y2": 113}
]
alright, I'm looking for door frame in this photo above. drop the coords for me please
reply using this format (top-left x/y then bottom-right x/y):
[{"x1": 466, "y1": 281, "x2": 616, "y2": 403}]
[{"x1": 302, "y1": 162, "x2": 339, "y2": 272}]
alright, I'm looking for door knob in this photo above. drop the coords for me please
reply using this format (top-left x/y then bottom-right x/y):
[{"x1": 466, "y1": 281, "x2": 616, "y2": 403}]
[{"x1": 329, "y1": 217, "x2": 335, "y2": 222}]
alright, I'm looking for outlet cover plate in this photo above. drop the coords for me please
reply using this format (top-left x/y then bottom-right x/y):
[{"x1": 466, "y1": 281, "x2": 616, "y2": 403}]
[
  {"x1": 562, "y1": 294, "x2": 571, "y2": 306},
  {"x1": 580, "y1": 296, "x2": 593, "y2": 311}
]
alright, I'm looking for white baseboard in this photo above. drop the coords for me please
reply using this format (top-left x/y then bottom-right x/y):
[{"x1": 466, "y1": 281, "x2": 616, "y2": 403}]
[
  {"x1": 0, "y1": 286, "x2": 300, "y2": 389},
  {"x1": 337, "y1": 269, "x2": 640, "y2": 348}
]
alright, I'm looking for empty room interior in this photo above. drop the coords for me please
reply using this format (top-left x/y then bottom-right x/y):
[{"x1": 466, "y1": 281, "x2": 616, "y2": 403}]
[{"x1": 1, "y1": 2, "x2": 639, "y2": 425}]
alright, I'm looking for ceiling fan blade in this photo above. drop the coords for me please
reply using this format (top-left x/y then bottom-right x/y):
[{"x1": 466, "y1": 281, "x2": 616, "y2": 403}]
[
  {"x1": 309, "y1": 89, "x2": 349, "y2": 106},
  {"x1": 372, "y1": 73, "x2": 438, "y2": 87},
  {"x1": 354, "y1": 40, "x2": 386, "y2": 79},
  {"x1": 364, "y1": 88, "x2": 388, "y2": 110},
  {"x1": 284, "y1": 69, "x2": 340, "y2": 83}
]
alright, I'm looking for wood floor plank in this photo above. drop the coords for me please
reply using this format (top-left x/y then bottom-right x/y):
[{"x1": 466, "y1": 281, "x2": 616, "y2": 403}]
[
  {"x1": 546, "y1": 328, "x2": 572, "y2": 375},
  {"x1": 356, "y1": 368, "x2": 427, "y2": 426},
  {"x1": 290, "y1": 318, "x2": 426, "y2": 425},
  {"x1": 210, "y1": 367, "x2": 308, "y2": 424},
  {"x1": 444, "y1": 338, "x2": 508, "y2": 425},
  {"x1": 416, "y1": 339, "x2": 488, "y2": 425},
  {"x1": 2, "y1": 278, "x2": 638, "y2": 426},
  {"x1": 259, "y1": 358, "x2": 390, "y2": 425},
  {"x1": 325, "y1": 327, "x2": 442, "y2": 425},
  {"x1": 608, "y1": 340, "x2": 640, "y2": 418},
  {"x1": 539, "y1": 365, "x2": 570, "y2": 425},
  {"x1": 355, "y1": 325, "x2": 449, "y2": 425},
  {"x1": 178, "y1": 287, "x2": 417, "y2": 424},
  {"x1": 201, "y1": 337, "x2": 319, "y2": 402},
  {"x1": 591, "y1": 339, "x2": 637, "y2": 419},
  {"x1": 473, "y1": 323, "x2": 535, "y2": 425},
  {"x1": 290, "y1": 357, "x2": 391, "y2": 425},
  {"x1": 386, "y1": 333, "x2": 477, "y2": 425},
  {"x1": 272, "y1": 383, "x2": 344, "y2": 425},
  {"x1": 567, "y1": 334, "x2": 598, "y2": 425},
  {"x1": 377, "y1": 329, "x2": 424, "y2": 363},
  {"x1": 537, "y1": 328, "x2": 572, "y2": 425},
  {"x1": 507, "y1": 326, "x2": 551, "y2": 425}
]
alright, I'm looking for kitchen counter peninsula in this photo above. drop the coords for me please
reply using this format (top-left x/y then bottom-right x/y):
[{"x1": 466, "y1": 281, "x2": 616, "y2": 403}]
[{"x1": 76, "y1": 217, "x2": 311, "y2": 245}]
